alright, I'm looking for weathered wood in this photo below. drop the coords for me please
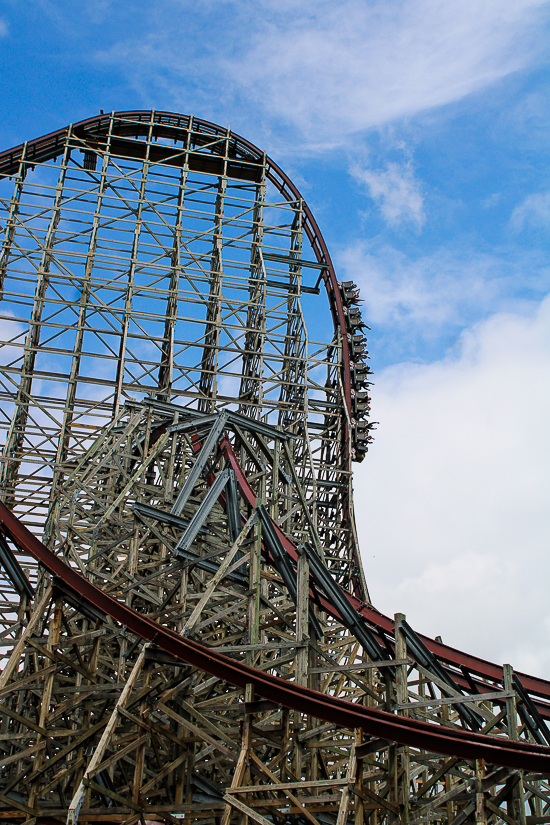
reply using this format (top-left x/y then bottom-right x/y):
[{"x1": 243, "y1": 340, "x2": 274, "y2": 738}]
[
  {"x1": 66, "y1": 643, "x2": 150, "y2": 825},
  {"x1": 223, "y1": 794, "x2": 272, "y2": 825},
  {"x1": 249, "y1": 750, "x2": 322, "y2": 825},
  {"x1": 182, "y1": 510, "x2": 258, "y2": 633},
  {"x1": 0, "y1": 585, "x2": 53, "y2": 689},
  {"x1": 295, "y1": 549, "x2": 310, "y2": 688}
]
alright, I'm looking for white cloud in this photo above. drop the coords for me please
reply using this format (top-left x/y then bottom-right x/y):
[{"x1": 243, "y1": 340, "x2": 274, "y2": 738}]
[
  {"x1": 354, "y1": 294, "x2": 550, "y2": 675},
  {"x1": 224, "y1": 0, "x2": 549, "y2": 140},
  {"x1": 511, "y1": 190, "x2": 550, "y2": 230},
  {"x1": 338, "y1": 243, "x2": 548, "y2": 347},
  {"x1": 94, "y1": 0, "x2": 550, "y2": 146},
  {"x1": 0, "y1": 18, "x2": 8, "y2": 38},
  {"x1": 353, "y1": 162, "x2": 424, "y2": 228}
]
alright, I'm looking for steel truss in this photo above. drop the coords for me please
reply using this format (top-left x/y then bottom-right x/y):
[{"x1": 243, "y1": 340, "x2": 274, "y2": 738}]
[{"x1": 0, "y1": 113, "x2": 549, "y2": 825}]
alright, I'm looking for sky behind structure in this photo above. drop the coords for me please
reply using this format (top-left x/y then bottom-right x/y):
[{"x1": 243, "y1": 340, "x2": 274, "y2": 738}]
[{"x1": 1, "y1": 0, "x2": 550, "y2": 673}]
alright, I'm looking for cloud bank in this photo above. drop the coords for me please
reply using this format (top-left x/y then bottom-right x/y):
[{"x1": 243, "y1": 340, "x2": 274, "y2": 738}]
[{"x1": 354, "y1": 294, "x2": 550, "y2": 674}]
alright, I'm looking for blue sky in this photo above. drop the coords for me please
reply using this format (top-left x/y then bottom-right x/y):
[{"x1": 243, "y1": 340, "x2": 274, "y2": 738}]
[{"x1": 2, "y1": 0, "x2": 550, "y2": 672}]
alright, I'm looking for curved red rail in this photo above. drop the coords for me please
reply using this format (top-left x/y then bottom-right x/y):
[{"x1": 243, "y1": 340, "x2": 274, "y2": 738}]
[
  {"x1": 219, "y1": 436, "x2": 550, "y2": 707},
  {"x1": 0, "y1": 499, "x2": 549, "y2": 772},
  {"x1": 3, "y1": 113, "x2": 549, "y2": 761}
]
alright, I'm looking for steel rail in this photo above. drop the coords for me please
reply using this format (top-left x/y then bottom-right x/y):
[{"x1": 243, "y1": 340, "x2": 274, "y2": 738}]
[
  {"x1": 0, "y1": 499, "x2": 548, "y2": 773},
  {"x1": 218, "y1": 436, "x2": 550, "y2": 710}
]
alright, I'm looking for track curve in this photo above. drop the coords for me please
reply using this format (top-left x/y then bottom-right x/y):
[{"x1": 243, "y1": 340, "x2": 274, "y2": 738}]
[{"x1": 1, "y1": 495, "x2": 549, "y2": 773}]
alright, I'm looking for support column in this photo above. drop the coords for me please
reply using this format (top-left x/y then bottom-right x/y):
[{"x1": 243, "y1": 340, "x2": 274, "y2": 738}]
[
  {"x1": 503, "y1": 663, "x2": 526, "y2": 825},
  {"x1": 475, "y1": 758, "x2": 487, "y2": 825},
  {"x1": 394, "y1": 613, "x2": 409, "y2": 824}
]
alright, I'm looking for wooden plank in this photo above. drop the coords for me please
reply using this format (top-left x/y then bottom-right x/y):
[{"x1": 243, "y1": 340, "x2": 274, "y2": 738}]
[
  {"x1": 0, "y1": 585, "x2": 52, "y2": 689},
  {"x1": 336, "y1": 746, "x2": 356, "y2": 825},
  {"x1": 220, "y1": 722, "x2": 251, "y2": 825},
  {"x1": 395, "y1": 689, "x2": 514, "y2": 711},
  {"x1": 93, "y1": 734, "x2": 148, "y2": 776},
  {"x1": 177, "y1": 698, "x2": 237, "y2": 750},
  {"x1": 66, "y1": 644, "x2": 150, "y2": 824},
  {"x1": 0, "y1": 704, "x2": 49, "y2": 738},
  {"x1": 0, "y1": 792, "x2": 37, "y2": 817},
  {"x1": 83, "y1": 779, "x2": 141, "y2": 812},
  {"x1": 155, "y1": 701, "x2": 238, "y2": 761},
  {"x1": 25, "y1": 637, "x2": 97, "y2": 683},
  {"x1": 0, "y1": 743, "x2": 44, "y2": 769},
  {"x1": 223, "y1": 794, "x2": 273, "y2": 825},
  {"x1": 249, "y1": 750, "x2": 322, "y2": 825},
  {"x1": 182, "y1": 510, "x2": 257, "y2": 633},
  {"x1": 0, "y1": 664, "x2": 57, "y2": 699},
  {"x1": 225, "y1": 778, "x2": 362, "y2": 793},
  {"x1": 309, "y1": 659, "x2": 411, "y2": 674},
  {"x1": 354, "y1": 786, "x2": 398, "y2": 815},
  {"x1": 140, "y1": 750, "x2": 189, "y2": 795}
]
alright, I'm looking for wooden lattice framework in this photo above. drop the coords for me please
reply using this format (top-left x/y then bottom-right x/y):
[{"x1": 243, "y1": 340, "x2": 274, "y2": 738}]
[
  {"x1": 0, "y1": 110, "x2": 371, "y2": 597},
  {"x1": 0, "y1": 404, "x2": 549, "y2": 825}
]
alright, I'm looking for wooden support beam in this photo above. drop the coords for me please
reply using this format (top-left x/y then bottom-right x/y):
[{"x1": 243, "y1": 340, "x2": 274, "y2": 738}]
[{"x1": 66, "y1": 643, "x2": 151, "y2": 825}]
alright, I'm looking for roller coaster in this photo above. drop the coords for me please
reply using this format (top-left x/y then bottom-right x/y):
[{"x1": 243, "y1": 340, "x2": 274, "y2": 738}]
[{"x1": 0, "y1": 111, "x2": 548, "y2": 825}]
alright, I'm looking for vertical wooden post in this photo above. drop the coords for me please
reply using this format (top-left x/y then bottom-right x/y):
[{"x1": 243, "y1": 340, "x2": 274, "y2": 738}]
[
  {"x1": 296, "y1": 547, "x2": 310, "y2": 688},
  {"x1": 67, "y1": 643, "x2": 150, "y2": 825},
  {"x1": 248, "y1": 511, "x2": 261, "y2": 667},
  {"x1": 221, "y1": 684, "x2": 254, "y2": 825},
  {"x1": 503, "y1": 664, "x2": 526, "y2": 825},
  {"x1": 475, "y1": 758, "x2": 487, "y2": 825},
  {"x1": 132, "y1": 656, "x2": 150, "y2": 806},
  {"x1": 386, "y1": 640, "x2": 398, "y2": 825},
  {"x1": 336, "y1": 740, "x2": 357, "y2": 825},
  {"x1": 185, "y1": 693, "x2": 196, "y2": 814},
  {"x1": 394, "y1": 613, "x2": 408, "y2": 706},
  {"x1": 394, "y1": 613, "x2": 409, "y2": 824},
  {"x1": 354, "y1": 728, "x2": 364, "y2": 825},
  {"x1": 294, "y1": 547, "x2": 310, "y2": 779},
  {"x1": 28, "y1": 596, "x2": 62, "y2": 810}
]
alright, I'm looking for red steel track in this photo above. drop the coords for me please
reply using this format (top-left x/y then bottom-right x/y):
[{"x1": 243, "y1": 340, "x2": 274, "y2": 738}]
[{"x1": 1, "y1": 495, "x2": 550, "y2": 772}]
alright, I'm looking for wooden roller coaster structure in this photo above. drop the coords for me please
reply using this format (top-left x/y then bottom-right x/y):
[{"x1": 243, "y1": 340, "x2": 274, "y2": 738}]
[{"x1": 0, "y1": 111, "x2": 548, "y2": 825}]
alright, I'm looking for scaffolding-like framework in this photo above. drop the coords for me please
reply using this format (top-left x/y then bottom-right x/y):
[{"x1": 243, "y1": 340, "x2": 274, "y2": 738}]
[
  {"x1": 0, "y1": 112, "x2": 549, "y2": 825},
  {"x1": 0, "y1": 111, "x2": 373, "y2": 598}
]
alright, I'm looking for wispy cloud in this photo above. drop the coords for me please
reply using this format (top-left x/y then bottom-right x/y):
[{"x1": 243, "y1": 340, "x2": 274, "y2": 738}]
[
  {"x1": 0, "y1": 18, "x2": 8, "y2": 38},
  {"x1": 89, "y1": 0, "x2": 550, "y2": 147},
  {"x1": 511, "y1": 190, "x2": 550, "y2": 230},
  {"x1": 355, "y1": 293, "x2": 550, "y2": 673},
  {"x1": 338, "y1": 242, "x2": 549, "y2": 335},
  {"x1": 353, "y1": 162, "x2": 425, "y2": 228},
  {"x1": 223, "y1": 0, "x2": 549, "y2": 141}
]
